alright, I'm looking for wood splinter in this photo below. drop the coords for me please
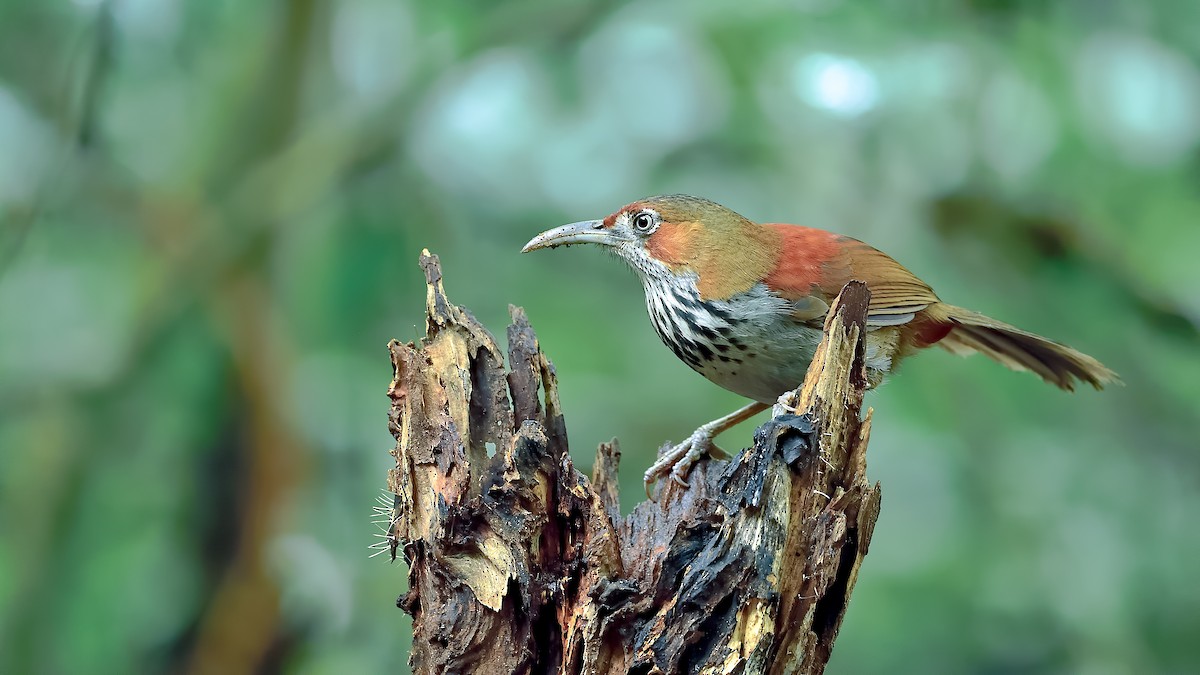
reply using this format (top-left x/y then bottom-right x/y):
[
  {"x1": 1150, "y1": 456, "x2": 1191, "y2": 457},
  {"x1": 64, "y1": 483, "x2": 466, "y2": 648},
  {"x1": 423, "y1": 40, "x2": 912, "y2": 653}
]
[{"x1": 384, "y1": 249, "x2": 880, "y2": 674}]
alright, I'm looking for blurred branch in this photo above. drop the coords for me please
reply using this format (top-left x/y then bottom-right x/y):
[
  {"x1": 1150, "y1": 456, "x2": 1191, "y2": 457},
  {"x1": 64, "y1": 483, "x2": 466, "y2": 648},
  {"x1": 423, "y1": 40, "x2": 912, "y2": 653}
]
[
  {"x1": 186, "y1": 275, "x2": 306, "y2": 675},
  {"x1": 0, "y1": 0, "x2": 114, "y2": 279},
  {"x1": 18, "y1": 0, "x2": 628, "y2": 419},
  {"x1": 386, "y1": 252, "x2": 880, "y2": 674},
  {"x1": 0, "y1": 8, "x2": 119, "y2": 667},
  {"x1": 182, "y1": 2, "x2": 321, "y2": 673},
  {"x1": 54, "y1": 0, "x2": 524, "y2": 402},
  {"x1": 71, "y1": 0, "x2": 114, "y2": 150}
]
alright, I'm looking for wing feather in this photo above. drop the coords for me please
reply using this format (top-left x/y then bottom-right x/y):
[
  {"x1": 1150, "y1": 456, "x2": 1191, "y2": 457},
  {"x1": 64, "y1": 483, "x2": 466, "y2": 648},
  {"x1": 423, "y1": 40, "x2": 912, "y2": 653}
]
[{"x1": 763, "y1": 224, "x2": 939, "y2": 326}]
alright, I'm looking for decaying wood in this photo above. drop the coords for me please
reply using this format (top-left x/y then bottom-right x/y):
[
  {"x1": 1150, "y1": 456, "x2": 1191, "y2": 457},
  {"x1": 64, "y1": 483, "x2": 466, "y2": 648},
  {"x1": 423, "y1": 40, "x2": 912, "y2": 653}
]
[{"x1": 384, "y1": 250, "x2": 881, "y2": 674}]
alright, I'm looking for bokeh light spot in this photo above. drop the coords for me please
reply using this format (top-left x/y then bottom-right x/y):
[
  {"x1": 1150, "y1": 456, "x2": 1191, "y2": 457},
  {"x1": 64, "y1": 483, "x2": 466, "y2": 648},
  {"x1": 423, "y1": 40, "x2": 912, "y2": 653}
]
[{"x1": 793, "y1": 53, "x2": 879, "y2": 117}]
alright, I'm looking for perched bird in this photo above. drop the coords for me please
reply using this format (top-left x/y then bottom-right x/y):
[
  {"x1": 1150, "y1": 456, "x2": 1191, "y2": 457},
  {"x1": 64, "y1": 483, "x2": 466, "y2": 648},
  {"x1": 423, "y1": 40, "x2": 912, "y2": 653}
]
[{"x1": 522, "y1": 195, "x2": 1117, "y2": 491}]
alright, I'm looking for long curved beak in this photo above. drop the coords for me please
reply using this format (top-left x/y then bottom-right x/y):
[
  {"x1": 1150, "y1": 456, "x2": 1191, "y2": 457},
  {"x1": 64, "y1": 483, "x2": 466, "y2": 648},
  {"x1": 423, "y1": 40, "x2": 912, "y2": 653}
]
[{"x1": 521, "y1": 220, "x2": 616, "y2": 253}]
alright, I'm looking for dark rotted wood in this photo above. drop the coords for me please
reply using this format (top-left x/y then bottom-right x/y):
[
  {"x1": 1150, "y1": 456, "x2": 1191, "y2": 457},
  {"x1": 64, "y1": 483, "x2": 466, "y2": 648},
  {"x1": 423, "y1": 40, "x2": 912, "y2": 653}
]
[{"x1": 385, "y1": 251, "x2": 880, "y2": 674}]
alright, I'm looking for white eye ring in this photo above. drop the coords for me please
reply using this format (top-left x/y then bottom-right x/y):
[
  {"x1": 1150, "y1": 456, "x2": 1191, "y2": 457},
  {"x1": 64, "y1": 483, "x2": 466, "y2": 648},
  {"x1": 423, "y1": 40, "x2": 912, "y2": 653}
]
[{"x1": 632, "y1": 211, "x2": 656, "y2": 234}]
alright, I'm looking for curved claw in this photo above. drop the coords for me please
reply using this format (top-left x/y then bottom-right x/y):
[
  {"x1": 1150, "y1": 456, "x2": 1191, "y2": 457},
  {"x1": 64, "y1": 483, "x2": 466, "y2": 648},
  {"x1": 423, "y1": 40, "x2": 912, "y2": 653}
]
[
  {"x1": 641, "y1": 403, "x2": 767, "y2": 502},
  {"x1": 643, "y1": 462, "x2": 675, "y2": 502},
  {"x1": 642, "y1": 430, "x2": 715, "y2": 500}
]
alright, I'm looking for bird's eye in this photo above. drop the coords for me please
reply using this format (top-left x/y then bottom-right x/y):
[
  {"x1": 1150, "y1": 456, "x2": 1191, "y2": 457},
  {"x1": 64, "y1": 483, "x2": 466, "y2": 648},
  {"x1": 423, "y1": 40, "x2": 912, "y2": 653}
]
[{"x1": 632, "y1": 211, "x2": 656, "y2": 234}]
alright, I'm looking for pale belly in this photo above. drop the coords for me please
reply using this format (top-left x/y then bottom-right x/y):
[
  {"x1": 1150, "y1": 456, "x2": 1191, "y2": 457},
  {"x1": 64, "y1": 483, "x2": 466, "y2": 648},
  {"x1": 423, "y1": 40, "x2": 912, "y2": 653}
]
[
  {"x1": 644, "y1": 280, "x2": 896, "y2": 403},
  {"x1": 691, "y1": 321, "x2": 824, "y2": 403}
]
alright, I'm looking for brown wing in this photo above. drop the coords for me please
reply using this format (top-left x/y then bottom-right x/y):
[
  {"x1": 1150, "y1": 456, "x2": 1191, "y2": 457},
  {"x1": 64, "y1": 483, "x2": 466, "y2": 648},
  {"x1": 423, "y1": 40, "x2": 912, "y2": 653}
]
[
  {"x1": 763, "y1": 224, "x2": 939, "y2": 327},
  {"x1": 820, "y1": 237, "x2": 940, "y2": 326}
]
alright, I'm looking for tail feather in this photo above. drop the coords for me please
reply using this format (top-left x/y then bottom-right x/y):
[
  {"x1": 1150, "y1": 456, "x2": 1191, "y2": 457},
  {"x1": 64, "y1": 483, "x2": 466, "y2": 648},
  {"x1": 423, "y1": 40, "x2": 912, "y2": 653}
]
[{"x1": 928, "y1": 304, "x2": 1119, "y2": 391}]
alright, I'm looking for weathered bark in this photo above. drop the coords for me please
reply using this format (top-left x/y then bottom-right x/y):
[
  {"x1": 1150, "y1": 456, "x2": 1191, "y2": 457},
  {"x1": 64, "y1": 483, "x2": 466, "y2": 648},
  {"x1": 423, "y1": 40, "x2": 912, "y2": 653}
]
[{"x1": 384, "y1": 250, "x2": 881, "y2": 675}]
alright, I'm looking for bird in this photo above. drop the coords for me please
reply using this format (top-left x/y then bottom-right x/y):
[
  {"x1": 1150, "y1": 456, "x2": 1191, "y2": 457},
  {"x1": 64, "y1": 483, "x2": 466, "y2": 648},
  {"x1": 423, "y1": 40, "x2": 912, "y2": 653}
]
[{"x1": 521, "y1": 194, "x2": 1117, "y2": 492}]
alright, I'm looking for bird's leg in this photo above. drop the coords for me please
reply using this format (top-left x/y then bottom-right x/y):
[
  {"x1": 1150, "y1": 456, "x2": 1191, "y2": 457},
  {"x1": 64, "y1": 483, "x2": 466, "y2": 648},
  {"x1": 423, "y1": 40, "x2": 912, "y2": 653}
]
[{"x1": 644, "y1": 401, "x2": 770, "y2": 495}]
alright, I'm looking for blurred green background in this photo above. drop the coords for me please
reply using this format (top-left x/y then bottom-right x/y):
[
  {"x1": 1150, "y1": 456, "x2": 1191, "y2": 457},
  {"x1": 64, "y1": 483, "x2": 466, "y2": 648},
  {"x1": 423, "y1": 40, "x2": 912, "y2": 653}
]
[{"x1": 2, "y1": 0, "x2": 1199, "y2": 673}]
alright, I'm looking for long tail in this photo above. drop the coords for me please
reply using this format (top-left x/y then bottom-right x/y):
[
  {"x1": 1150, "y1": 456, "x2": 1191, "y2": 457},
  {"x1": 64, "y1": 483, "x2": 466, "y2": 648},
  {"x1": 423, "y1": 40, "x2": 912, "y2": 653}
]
[{"x1": 926, "y1": 303, "x2": 1119, "y2": 391}]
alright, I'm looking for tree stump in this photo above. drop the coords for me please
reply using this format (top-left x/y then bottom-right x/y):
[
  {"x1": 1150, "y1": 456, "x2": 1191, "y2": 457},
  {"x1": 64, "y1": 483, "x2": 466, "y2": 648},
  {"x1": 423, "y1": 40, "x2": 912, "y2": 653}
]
[{"x1": 383, "y1": 250, "x2": 881, "y2": 674}]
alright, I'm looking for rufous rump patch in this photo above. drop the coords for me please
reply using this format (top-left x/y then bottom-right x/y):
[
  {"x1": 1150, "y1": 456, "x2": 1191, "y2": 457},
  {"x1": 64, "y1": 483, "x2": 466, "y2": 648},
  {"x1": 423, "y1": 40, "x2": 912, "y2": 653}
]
[{"x1": 913, "y1": 318, "x2": 953, "y2": 347}]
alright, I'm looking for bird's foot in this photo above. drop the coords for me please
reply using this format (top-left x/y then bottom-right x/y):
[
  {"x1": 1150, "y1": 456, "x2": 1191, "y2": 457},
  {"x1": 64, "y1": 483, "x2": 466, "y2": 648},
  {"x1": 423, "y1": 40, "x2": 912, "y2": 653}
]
[
  {"x1": 775, "y1": 391, "x2": 799, "y2": 415},
  {"x1": 643, "y1": 425, "x2": 726, "y2": 499}
]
